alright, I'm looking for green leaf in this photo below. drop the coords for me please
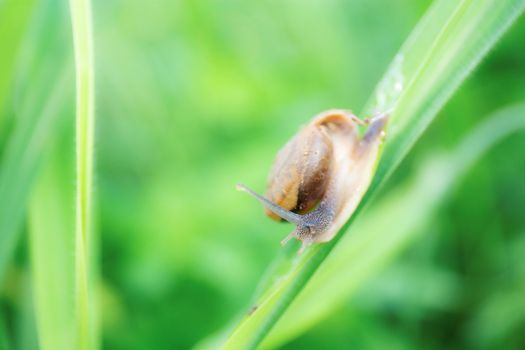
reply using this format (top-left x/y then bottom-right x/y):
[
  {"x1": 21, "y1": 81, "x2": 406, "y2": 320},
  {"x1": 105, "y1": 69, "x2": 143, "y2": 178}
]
[{"x1": 217, "y1": 1, "x2": 525, "y2": 349}]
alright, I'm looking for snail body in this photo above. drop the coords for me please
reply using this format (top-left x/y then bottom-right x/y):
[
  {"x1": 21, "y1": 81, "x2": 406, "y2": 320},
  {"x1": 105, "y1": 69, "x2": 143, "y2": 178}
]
[{"x1": 238, "y1": 109, "x2": 387, "y2": 254}]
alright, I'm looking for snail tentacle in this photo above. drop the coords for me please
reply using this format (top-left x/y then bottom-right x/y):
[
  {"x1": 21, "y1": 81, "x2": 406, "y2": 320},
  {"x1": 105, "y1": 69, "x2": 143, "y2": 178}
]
[
  {"x1": 280, "y1": 231, "x2": 295, "y2": 246},
  {"x1": 298, "y1": 239, "x2": 313, "y2": 255},
  {"x1": 237, "y1": 184, "x2": 335, "y2": 252},
  {"x1": 236, "y1": 184, "x2": 304, "y2": 225}
]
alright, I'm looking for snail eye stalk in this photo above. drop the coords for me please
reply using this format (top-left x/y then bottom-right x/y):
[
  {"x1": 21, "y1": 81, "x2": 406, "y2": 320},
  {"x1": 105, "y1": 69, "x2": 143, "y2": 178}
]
[{"x1": 236, "y1": 184, "x2": 305, "y2": 226}]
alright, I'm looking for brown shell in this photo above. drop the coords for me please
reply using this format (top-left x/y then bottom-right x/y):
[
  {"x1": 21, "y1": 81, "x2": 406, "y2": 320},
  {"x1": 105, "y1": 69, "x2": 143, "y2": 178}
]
[{"x1": 264, "y1": 110, "x2": 358, "y2": 221}]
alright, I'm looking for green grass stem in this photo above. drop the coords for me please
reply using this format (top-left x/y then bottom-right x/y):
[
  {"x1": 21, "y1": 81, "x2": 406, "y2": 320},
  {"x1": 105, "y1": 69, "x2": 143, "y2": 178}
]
[{"x1": 69, "y1": 0, "x2": 97, "y2": 348}]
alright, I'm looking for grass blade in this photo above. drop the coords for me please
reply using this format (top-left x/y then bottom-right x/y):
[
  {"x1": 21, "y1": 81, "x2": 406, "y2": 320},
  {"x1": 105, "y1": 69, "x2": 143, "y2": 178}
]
[
  {"x1": 364, "y1": 0, "x2": 525, "y2": 194},
  {"x1": 0, "y1": 0, "x2": 73, "y2": 287},
  {"x1": 68, "y1": 0, "x2": 97, "y2": 347},
  {"x1": 0, "y1": 71, "x2": 71, "y2": 284},
  {"x1": 29, "y1": 146, "x2": 75, "y2": 350},
  {"x1": 218, "y1": 1, "x2": 525, "y2": 349}
]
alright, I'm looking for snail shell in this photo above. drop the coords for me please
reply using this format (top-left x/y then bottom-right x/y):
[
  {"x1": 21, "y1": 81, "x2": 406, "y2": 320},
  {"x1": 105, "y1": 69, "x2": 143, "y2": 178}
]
[{"x1": 238, "y1": 109, "x2": 387, "y2": 254}]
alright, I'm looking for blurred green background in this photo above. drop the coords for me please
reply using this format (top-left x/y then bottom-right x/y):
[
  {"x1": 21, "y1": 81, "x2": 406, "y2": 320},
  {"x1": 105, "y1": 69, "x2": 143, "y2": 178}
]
[{"x1": 1, "y1": 0, "x2": 525, "y2": 349}]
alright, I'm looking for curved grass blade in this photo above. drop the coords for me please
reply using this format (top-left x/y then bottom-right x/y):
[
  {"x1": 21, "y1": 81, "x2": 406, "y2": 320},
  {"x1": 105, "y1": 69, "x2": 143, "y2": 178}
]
[
  {"x1": 364, "y1": 0, "x2": 525, "y2": 196},
  {"x1": 218, "y1": 1, "x2": 525, "y2": 349}
]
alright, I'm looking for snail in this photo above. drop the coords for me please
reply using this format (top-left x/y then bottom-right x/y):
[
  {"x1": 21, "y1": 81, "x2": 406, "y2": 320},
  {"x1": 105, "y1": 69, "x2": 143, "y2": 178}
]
[{"x1": 237, "y1": 109, "x2": 388, "y2": 254}]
